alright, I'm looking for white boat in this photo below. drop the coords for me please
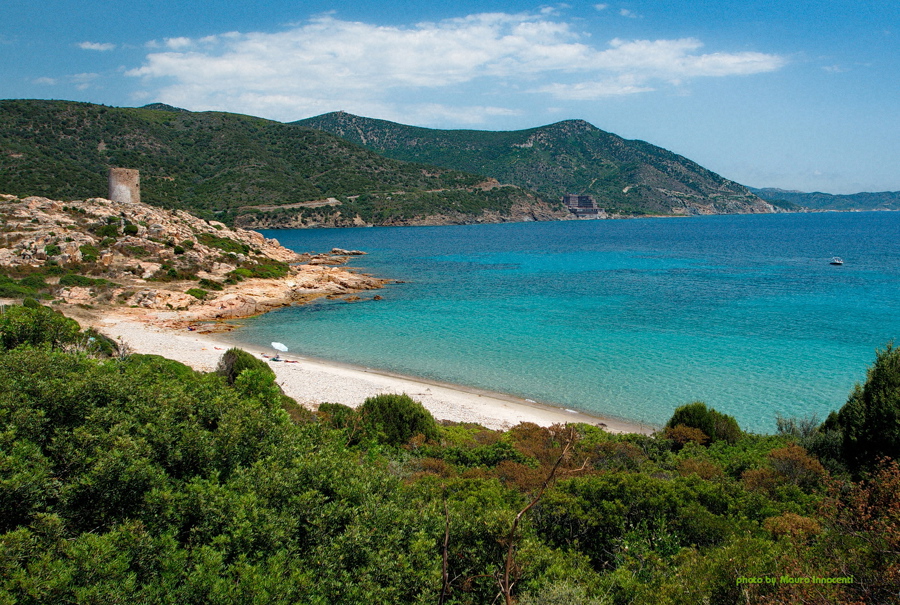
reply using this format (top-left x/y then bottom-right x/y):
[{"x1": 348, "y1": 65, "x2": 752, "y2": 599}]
[{"x1": 830, "y1": 257, "x2": 844, "y2": 265}]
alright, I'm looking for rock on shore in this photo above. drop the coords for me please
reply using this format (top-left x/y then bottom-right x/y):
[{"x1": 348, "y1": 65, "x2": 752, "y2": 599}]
[{"x1": 0, "y1": 194, "x2": 390, "y2": 326}]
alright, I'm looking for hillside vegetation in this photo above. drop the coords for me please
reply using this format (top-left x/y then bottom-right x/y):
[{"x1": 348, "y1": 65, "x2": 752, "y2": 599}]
[
  {"x1": 0, "y1": 100, "x2": 557, "y2": 228},
  {"x1": 751, "y1": 187, "x2": 900, "y2": 211},
  {"x1": 1, "y1": 304, "x2": 898, "y2": 604},
  {"x1": 295, "y1": 112, "x2": 776, "y2": 216}
]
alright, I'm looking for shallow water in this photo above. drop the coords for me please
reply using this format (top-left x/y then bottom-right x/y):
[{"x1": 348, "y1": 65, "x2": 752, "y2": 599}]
[{"x1": 230, "y1": 211, "x2": 900, "y2": 432}]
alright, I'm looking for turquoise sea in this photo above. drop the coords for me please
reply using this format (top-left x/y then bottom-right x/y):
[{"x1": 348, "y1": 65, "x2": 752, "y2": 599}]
[{"x1": 229, "y1": 211, "x2": 900, "y2": 433}]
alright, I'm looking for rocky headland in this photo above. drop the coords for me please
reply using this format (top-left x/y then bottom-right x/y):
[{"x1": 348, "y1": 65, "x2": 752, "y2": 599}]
[{"x1": 0, "y1": 194, "x2": 389, "y2": 329}]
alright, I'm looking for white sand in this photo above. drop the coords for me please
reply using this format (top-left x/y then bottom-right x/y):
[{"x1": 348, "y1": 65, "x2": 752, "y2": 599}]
[{"x1": 91, "y1": 316, "x2": 651, "y2": 434}]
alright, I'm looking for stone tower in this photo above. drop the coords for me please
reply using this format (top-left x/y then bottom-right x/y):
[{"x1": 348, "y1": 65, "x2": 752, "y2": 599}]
[{"x1": 108, "y1": 168, "x2": 140, "y2": 204}]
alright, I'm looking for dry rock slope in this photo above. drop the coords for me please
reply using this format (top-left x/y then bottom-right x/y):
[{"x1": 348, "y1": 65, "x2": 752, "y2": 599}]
[{"x1": 0, "y1": 194, "x2": 389, "y2": 327}]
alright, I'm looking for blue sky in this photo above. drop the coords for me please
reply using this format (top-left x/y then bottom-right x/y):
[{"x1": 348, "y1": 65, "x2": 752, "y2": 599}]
[{"x1": 2, "y1": 1, "x2": 898, "y2": 194}]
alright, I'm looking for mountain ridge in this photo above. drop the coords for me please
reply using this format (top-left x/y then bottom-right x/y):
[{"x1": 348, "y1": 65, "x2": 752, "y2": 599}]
[
  {"x1": 0, "y1": 99, "x2": 558, "y2": 228},
  {"x1": 750, "y1": 187, "x2": 900, "y2": 211},
  {"x1": 293, "y1": 111, "x2": 777, "y2": 216}
]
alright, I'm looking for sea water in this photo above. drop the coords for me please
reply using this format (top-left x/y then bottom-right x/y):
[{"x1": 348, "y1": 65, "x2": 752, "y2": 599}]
[{"x1": 230, "y1": 211, "x2": 900, "y2": 433}]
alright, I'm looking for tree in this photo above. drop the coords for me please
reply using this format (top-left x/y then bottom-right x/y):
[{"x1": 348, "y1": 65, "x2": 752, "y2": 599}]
[
  {"x1": 666, "y1": 401, "x2": 741, "y2": 445},
  {"x1": 358, "y1": 393, "x2": 440, "y2": 446},
  {"x1": 216, "y1": 347, "x2": 274, "y2": 385},
  {"x1": 0, "y1": 303, "x2": 81, "y2": 351},
  {"x1": 837, "y1": 343, "x2": 900, "y2": 471}
]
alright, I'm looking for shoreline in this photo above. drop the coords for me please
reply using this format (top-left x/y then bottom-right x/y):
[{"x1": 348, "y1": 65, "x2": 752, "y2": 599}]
[{"x1": 85, "y1": 312, "x2": 653, "y2": 434}]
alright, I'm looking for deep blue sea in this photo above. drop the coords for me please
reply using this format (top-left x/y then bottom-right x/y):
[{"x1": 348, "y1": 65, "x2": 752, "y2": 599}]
[{"x1": 229, "y1": 212, "x2": 900, "y2": 433}]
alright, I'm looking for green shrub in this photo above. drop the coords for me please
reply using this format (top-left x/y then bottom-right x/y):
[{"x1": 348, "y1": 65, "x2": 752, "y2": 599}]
[
  {"x1": 216, "y1": 347, "x2": 274, "y2": 386},
  {"x1": 82, "y1": 328, "x2": 118, "y2": 357},
  {"x1": 0, "y1": 278, "x2": 37, "y2": 298},
  {"x1": 666, "y1": 401, "x2": 741, "y2": 444},
  {"x1": 122, "y1": 353, "x2": 196, "y2": 380},
  {"x1": 0, "y1": 303, "x2": 81, "y2": 350},
  {"x1": 197, "y1": 233, "x2": 250, "y2": 255},
  {"x1": 94, "y1": 224, "x2": 119, "y2": 238},
  {"x1": 318, "y1": 402, "x2": 360, "y2": 430},
  {"x1": 245, "y1": 259, "x2": 289, "y2": 279},
  {"x1": 198, "y1": 278, "x2": 224, "y2": 291},
  {"x1": 19, "y1": 274, "x2": 47, "y2": 290},
  {"x1": 123, "y1": 245, "x2": 149, "y2": 257},
  {"x1": 79, "y1": 244, "x2": 99, "y2": 263},
  {"x1": 149, "y1": 264, "x2": 197, "y2": 282},
  {"x1": 359, "y1": 393, "x2": 440, "y2": 446},
  {"x1": 44, "y1": 244, "x2": 62, "y2": 256},
  {"x1": 836, "y1": 343, "x2": 900, "y2": 472},
  {"x1": 185, "y1": 288, "x2": 207, "y2": 300},
  {"x1": 59, "y1": 274, "x2": 109, "y2": 288},
  {"x1": 434, "y1": 440, "x2": 534, "y2": 468},
  {"x1": 123, "y1": 224, "x2": 139, "y2": 236}
]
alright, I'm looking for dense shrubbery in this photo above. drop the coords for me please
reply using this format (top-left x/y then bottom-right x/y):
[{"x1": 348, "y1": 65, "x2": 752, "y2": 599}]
[
  {"x1": 359, "y1": 393, "x2": 441, "y2": 446},
  {"x1": 666, "y1": 400, "x2": 742, "y2": 444},
  {"x1": 0, "y1": 302, "x2": 81, "y2": 350},
  {"x1": 0, "y1": 305, "x2": 897, "y2": 604},
  {"x1": 216, "y1": 346, "x2": 273, "y2": 385}
]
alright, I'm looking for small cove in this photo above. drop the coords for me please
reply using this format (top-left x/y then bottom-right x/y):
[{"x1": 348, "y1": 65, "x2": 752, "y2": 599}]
[{"x1": 229, "y1": 211, "x2": 900, "y2": 433}]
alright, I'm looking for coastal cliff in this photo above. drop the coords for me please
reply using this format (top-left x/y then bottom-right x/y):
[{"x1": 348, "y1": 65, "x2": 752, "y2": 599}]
[{"x1": 0, "y1": 194, "x2": 388, "y2": 327}]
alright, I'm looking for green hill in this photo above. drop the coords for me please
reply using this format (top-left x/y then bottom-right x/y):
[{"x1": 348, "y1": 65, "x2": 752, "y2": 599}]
[
  {"x1": 0, "y1": 100, "x2": 554, "y2": 227},
  {"x1": 751, "y1": 187, "x2": 900, "y2": 211},
  {"x1": 294, "y1": 112, "x2": 774, "y2": 216}
]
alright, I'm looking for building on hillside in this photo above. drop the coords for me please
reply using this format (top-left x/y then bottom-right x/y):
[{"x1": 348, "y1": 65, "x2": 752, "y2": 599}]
[{"x1": 563, "y1": 194, "x2": 602, "y2": 218}]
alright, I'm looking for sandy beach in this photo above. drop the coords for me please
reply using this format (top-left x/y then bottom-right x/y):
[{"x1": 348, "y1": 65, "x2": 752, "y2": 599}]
[{"x1": 85, "y1": 312, "x2": 651, "y2": 434}]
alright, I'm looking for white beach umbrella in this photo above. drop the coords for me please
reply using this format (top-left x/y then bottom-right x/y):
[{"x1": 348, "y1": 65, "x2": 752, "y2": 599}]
[{"x1": 271, "y1": 342, "x2": 288, "y2": 352}]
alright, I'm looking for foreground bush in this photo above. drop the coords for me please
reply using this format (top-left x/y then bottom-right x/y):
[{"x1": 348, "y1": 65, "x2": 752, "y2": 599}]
[
  {"x1": 836, "y1": 342, "x2": 900, "y2": 472},
  {"x1": 0, "y1": 302, "x2": 81, "y2": 351},
  {"x1": 666, "y1": 401, "x2": 741, "y2": 444},
  {"x1": 2, "y1": 305, "x2": 897, "y2": 604},
  {"x1": 0, "y1": 347, "x2": 438, "y2": 603},
  {"x1": 216, "y1": 347, "x2": 274, "y2": 385},
  {"x1": 359, "y1": 393, "x2": 441, "y2": 446}
]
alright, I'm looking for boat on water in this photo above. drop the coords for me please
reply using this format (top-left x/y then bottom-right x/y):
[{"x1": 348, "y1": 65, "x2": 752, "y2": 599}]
[{"x1": 830, "y1": 257, "x2": 844, "y2": 265}]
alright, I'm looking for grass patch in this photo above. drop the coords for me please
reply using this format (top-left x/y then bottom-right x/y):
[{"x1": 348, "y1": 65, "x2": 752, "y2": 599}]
[
  {"x1": 197, "y1": 233, "x2": 250, "y2": 255},
  {"x1": 58, "y1": 274, "x2": 113, "y2": 288}
]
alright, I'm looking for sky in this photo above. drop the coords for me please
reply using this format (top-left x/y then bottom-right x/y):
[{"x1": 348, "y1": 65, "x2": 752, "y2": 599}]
[{"x1": 2, "y1": 1, "x2": 899, "y2": 194}]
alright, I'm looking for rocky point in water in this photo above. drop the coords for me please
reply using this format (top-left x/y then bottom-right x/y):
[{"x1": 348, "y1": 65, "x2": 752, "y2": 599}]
[{"x1": 0, "y1": 194, "x2": 389, "y2": 329}]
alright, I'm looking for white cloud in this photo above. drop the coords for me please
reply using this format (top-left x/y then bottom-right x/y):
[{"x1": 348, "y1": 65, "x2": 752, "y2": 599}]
[
  {"x1": 33, "y1": 77, "x2": 57, "y2": 85},
  {"x1": 619, "y1": 9, "x2": 640, "y2": 18},
  {"x1": 594, "y1": 4, "x2": 609, "y2": 11},
  {"x1": 70, "y1": 72, "x2": 100, "y2": 90},
  {"x1": 126, "y1": 12, "x2": 785, "y2": 122},
  {"x1": 78, "y1": 41, "x2": 116, "y2": 51},
  {"x1": 535, "y1": 77, "x2": 654, "y2": 99}
]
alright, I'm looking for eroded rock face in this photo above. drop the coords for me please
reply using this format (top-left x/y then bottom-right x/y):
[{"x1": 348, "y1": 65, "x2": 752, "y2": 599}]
[
  {"x1": 0, "y1": 195, "x2": 302, "y2": 269},
  {"x1": 0, "y1": 194, "x2": 391, "y2": 325}
]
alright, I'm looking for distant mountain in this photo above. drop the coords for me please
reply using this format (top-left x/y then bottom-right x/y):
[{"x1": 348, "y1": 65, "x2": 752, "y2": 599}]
[
  {"x1": 751, "y1": 188, "x2": 900, "y2": 211},
  {"x1": 294, "y1": 112, "x2": 776, "y2": 216},
  {"x1": 0, "y1": 99, "x2": 559, "y2": 228},
  {"x1": 139, "y1": 103, "x2": 190, "y2": 113}
]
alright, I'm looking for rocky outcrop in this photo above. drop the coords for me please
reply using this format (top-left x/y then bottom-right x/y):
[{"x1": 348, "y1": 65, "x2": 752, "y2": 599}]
[{"x1": 0, "y1": 194, "x2": 390, "y2": 326}]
